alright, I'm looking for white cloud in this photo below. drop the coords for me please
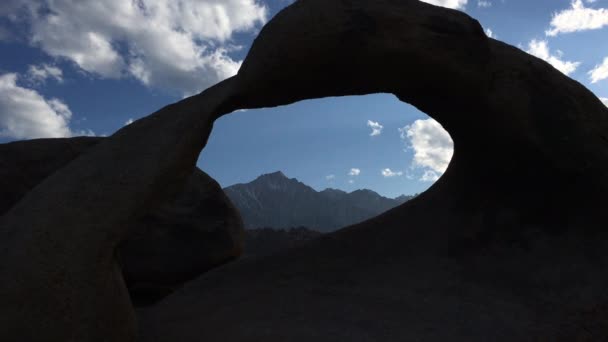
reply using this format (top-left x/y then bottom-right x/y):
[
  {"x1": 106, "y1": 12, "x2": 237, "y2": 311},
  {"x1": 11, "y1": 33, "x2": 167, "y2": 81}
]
[
  {"x1": 0, "y1": 72, "x2": 90, "y2": 139},
  {"x1": 348, "y1": 168, "x2": 361, "y2": 176},
  {"x1": 367, "y1": 120, "x2": 383, "y2": 136},
  {"x1": 125, "y1": 118, "x2": 134, "y2": 126},
  {"x1": 525, "y1": 40, "x2": 580, "y2": 76},
  {"x1": 400, "y1": 118, "x2": 453, "y2": 180},
  {"x1": 420, "y1": 0, "x2": 468, "y2": 10},
  {"x1": 348, "y1": 179, "x2": 355, "y2": 184},
  {"x1": 381, "y1": 168, "x2": 403, "y2": 178},
  {"x1": 420, "y1": 170, "x2": 440, "y2": 182},
  {"x1": 478, "y1": 1, "x2": 492, "y2": 8},
  {"x1": 37, "y1": 31, "x2": 125, "y2": 78},
  {"x1": 546, "y1": 0, "x2": 608, "y2": 36},
  {"x1": 601, "y1": 97, "x2": 608, "y2": 106},
  {"x1": 2, "y1": 0, "x2": 268, "y2": 96},
  {"x1": 27, "y1": 64, "x2": 63, "y2": 84},
  {"x1": 589, "y1": 57, "x2": 608, "y2": 83},
  {"x1": 484, "y1": 28, "x2": 496, "y2": 38},
  {"x1": 326, "y1": 174, "x2": 336, "y2": 180}
]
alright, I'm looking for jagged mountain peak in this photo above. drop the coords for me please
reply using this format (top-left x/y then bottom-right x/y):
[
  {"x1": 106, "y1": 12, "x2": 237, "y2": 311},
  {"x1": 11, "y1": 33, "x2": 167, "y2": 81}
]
[
  {"x1": 256, "y1": 171, "x2": 288, "y2": 180},
  {"x1": 224, "y1": 172, "x2": 413, "y2": 232},
  {"x1": 350, "y1": 188, "x2": 381, "y2": 196},
  {"x1": 248, "y1": 171, "x2": 312, "y2": 193},
  {"x1": 320, "y1": 188, "x2": 347, "y2": 194}
]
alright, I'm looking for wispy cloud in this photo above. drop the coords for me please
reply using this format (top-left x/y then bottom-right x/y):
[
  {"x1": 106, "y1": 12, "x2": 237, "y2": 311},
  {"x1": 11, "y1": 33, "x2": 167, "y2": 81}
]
[
  {"x1": 0, "y1": 0, "x2": 268, "y2": 96},
  {"x1": 348, "y1": 168, "x2": 361, "y2": 176},
  {"x1": 420, "y1": 170, "x2": 440, "y2": 182},
  {"x1": 589, "y1": 57, "x2": 608, "y2": 83},
  {"x1": 484, "y1": 28, "x2": 496, "y2": 38},
  {"x1": 420, "y1": 0, "x2": 467, "y2": 10},
  {"x1": 381, "y1": 168, "x2": 403, "y2": 178},
  {"x1": 0, "y1": 72, "x2": 93, "y2": 139},
  {"x1": 367, "y1": 120, "x2": 383, "y2": 136},
  {"x1": 326, "y1": 174, "x2": 336, "y2": 181},
  {"x1": 546, "y1": 0, "x2": 608, "y2": 36},
  {"x1": 478, "y1": 1, "x2": 492, "y2": 8},
  {"x1": 525, "y1": 39, "x2": 580, "y2": 75},
  {"x1": 27, "y1": 64, "x2": 63, "y2": 84}
]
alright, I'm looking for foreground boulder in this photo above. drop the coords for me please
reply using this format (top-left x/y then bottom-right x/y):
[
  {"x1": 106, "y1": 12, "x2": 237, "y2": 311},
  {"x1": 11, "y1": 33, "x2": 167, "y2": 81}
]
[
  {"x1": 0, "y1": 137, "x2": 243, "y2": 307},
  {"x1": 1, "y1": 0, "x2": 608, "y2": 341},
  {"x1": 121, "y1": 167, "x2": 243, "y2": 306}
]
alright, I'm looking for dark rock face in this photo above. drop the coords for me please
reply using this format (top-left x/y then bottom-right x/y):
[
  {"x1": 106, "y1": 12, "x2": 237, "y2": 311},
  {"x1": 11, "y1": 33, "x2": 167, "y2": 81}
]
[
  {"x1": 2, "y1": 0, "x2": 608, "y2": 341},
  {"x1": 0, "y1": 137, "x2": 101, "y2": 216},
  {"x1": 243, "y1": 227, "x2": 323, "y2": 257},
  {"x1": 0, "y1": 137, "x2": 243, "y2": 308},
  {"x1": 224, "y1": 171, "x2": 412, "y2": 231},
  {"x1": 121, "y1": 167, "x2": 243, "y2": 306}
]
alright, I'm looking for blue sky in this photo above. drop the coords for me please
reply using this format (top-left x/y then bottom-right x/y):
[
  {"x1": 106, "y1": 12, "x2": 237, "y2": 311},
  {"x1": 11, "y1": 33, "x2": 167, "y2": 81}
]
[{"x1": 0, "y1": 0, "x2": 607, "y2": 198}]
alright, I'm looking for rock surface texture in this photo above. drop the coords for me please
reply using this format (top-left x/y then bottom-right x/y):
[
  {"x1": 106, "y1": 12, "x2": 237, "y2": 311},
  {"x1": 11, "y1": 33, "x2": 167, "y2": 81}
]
[
  {"x1": 1, "y1": 0, "x2": 608, "y2": 341},
  {"x1": 0, "y1": 137, "x2": 100, "y2": 216},
  {"x1": 0, "y1": 137, "x2": 243, "y2": 307},
  {"x1": 121, "y1": 167, "x2": 243, "y2": 306}
]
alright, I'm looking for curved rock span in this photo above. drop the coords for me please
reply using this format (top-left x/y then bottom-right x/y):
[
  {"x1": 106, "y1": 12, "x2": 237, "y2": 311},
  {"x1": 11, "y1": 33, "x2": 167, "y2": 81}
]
[{"x1": 1, "y1": 0, "x2": 608, "y2": 341}]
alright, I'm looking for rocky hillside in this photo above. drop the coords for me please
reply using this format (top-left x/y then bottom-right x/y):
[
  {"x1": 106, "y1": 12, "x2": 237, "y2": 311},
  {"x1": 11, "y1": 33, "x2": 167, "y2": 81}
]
[
  {"x1": 243, "y1": 227, "x2": 323, "y2": 258},
  {"x1": 223, "y1": 171, "x2": 414, "y2": 232}
]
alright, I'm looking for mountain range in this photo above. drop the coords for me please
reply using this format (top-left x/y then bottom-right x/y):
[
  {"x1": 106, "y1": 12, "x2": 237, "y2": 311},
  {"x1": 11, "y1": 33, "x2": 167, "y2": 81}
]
[{"x1": 223, "y1": 171, "x2": 415, "y2": 232}]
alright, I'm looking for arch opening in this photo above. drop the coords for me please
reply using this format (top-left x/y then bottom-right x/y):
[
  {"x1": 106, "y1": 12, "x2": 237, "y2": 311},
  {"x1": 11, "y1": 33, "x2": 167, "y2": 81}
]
[{"x1": 199, "y1": 93, "x2": 454, "y2": 235}]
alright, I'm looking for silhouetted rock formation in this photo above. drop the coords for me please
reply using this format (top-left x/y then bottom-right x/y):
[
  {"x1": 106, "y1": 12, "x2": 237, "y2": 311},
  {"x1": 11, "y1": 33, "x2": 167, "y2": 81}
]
[
  {"x1": 2, "y1": 0, "x2": 608, "y2": 341},
  {"x1": 121, "y1": 166, "x2": 243, "y2": 306},
  {"x1": 224, "y1": 171, "x2": 413, "y2": 231},
  {"x1": 0, "y1": 138, "x2": 243, "y2": 307},
  {"x1": 0, "y1": 137, "x2": 100, "y2": 216}
]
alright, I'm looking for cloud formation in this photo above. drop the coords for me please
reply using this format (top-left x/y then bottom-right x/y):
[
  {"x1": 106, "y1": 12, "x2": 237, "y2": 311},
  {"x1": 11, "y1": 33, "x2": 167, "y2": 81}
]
[
  {"x1": 525, "y1": 40, "x2": 580, "y2": 76},
  {"x1": 1, "y1": 0, "x2": 267, "y2": 96},
  {"x1": 381, "y1": 168, "x2": 403, "y2": 177},
  {"x1": 348, "y1": 168, "x2": 361, "y2": 176},
  {"x1": 400, "y1": 118, "x2": 453, "y2": 180},
  {"x1": 600, "y1": 97, "x2": 608, "y2": 106},
  {"x1": 326, "y1": 174, "x2": 336, "y2": 180},
  {"x1": 589, "y1": 57, "x2": 608, "y2": 83},
  {"x1": 484, "y1": 28, "x2": 496, "y2": 38},
  {"x1": 478, "y1": 1, "x2": 492, "y2": 8},
  {"x1": 367, "y1": 120, "x2": 383, "y2": 136},
  {"x1": 546, "y1": 0, "x2": 608, "y2": 36},
  {"x1": 420, "y1": 170, "x2": 440, "y2": 182},
  {"x1": 420, "y1": 0, "x2": 467, "y2": 10},
  {"x1": 0, "y1": 73, "x2": 90, "y2": 139},
  {"x1": 27, "y1": 64, "x2": 63, "y2": 84}
]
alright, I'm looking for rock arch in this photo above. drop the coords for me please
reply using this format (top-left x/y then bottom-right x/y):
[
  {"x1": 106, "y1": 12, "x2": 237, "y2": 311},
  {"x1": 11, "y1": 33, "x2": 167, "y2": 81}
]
[
  {"x1": 233, "y1": 0, "x2": 608, "y2": 234},
  {"x1": 1, "y1": 0, "x2": 607, "y2": 341}
]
